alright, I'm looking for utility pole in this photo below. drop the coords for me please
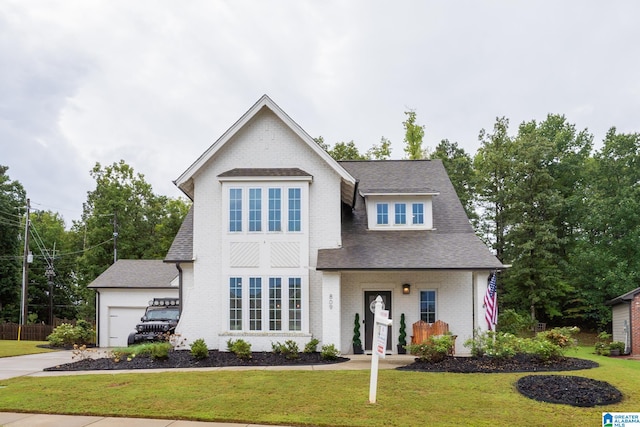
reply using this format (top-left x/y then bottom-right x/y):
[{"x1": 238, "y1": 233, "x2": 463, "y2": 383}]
[
  {"x1": 18, "y1": 198, "x2": 30, "y2": 340},
  {"x1": 45, "y1": 242, "x2": 56, "y2": 326},
  {"x1": 113, "y1": 211, "x2": 118, "y2": 263}
]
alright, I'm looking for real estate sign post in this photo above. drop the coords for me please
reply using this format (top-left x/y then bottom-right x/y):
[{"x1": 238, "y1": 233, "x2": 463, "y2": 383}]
[{"x1": 369, "y1": 295, "x2": 392, "y2": 404}]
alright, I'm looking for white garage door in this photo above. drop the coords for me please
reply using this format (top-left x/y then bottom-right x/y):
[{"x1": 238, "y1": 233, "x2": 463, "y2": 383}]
[{"x1": 108, "y1": 307, "x2": 146, "y2": 347}]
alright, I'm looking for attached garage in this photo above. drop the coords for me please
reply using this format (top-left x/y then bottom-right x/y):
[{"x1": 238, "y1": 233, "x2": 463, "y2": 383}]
[{"x1": 88, "y1": 259, "x2": 179, "y2": 348}]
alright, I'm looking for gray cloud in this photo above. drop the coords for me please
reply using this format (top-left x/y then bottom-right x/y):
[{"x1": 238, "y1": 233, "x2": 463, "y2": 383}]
[{"x1": 1, "y1": 0, "x2": 639, "y2": 225}]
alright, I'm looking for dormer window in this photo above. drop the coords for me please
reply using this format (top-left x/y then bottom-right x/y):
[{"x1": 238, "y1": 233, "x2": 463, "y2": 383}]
[{"x1": 364, "y1": 192, "x2": 437, "y2": 230}]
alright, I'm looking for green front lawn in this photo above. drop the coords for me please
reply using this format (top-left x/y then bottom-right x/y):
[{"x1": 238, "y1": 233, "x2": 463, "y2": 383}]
[
  {"x1": 0, "y1": 340, "x2": 55, "y2": 358},
  {"x1": 0, "y1": 347, "x2": 636, "y2": 427}
]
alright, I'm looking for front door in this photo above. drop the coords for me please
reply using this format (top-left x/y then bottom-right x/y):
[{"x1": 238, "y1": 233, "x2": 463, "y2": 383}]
[{"x1": 364, "y1": 291, "x2": 392, "y2": 352}]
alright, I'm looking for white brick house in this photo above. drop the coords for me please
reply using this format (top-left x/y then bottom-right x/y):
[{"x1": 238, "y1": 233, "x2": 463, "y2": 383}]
[{"x1": 165, "y1": 95, "x2": 503, "y2": 355}]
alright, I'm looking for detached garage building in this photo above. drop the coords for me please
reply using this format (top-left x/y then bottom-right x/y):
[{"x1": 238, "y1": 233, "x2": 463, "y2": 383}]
[{"x1": 89, "y1": 259, "x2": 179, "y2": 348}]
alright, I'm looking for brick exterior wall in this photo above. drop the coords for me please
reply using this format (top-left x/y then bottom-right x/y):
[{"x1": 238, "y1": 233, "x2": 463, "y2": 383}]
[{"x1": 632, "y1": 293, "x2": 640, "y2": 356}]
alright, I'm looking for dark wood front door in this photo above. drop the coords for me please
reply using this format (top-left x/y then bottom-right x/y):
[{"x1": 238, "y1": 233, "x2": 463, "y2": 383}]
[{"x1": 364, "y1": 291, "x2": 392, "y2": 352}]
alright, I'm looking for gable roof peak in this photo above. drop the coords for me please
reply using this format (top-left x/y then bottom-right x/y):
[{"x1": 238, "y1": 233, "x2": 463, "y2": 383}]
[{"x1": 173, "y1": 94, "x2": 356, "y2": 203}]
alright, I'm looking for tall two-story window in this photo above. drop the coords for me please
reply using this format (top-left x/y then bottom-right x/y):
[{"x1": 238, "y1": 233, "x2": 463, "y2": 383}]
[
  {"x1": 229, "y1": 189, "x2": 243, "y2": 232},
  {"x1": 412, "y1": 203, "x2": 424, "y2": 225},
  {"x1": 229, "y1": 278, "x2": 242, "y2": 330},
  {"x1": 249, "y1": 188, "x2": 262, "y2": 232},
  {"x1": 268, "y1": 188, "x2": 281, "y2": 231},
  {"x1": 249, "y1": 278, "x2": 262, "y2": 330},
  {"x1": 288, "y1": 277, "x2": 302, "y2": 331},
  {"x1": 269, "y1": 278, "x2": 282, "y2": 330},
  {"x1": 395, "y1": 203, "x2": 406, "y2": 225},
  {"x1": 288, "y1": 188, "x2": 301, "y2": 232},
  {"x1": 376, "y1": 203, "x2": 389, "y2": 225},
  {"x1": 420, "y1": 290, "x2": 436, "y2": 323}
]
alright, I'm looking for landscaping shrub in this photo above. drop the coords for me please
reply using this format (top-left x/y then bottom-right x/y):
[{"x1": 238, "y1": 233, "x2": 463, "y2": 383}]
[
  {"x1": 304, "y1": 338, "x2": 320, "y2": 353},
  {"x1": 464, "y1": 331, "x2": 518, "y2": 359},
  {"x1": 149, "y1": 342, "x2": 171, "y2": 360},
  {"x1": 47, "y1": 321, "x2": 95, "y2": 347},
  {"x1": 537, "y1": 326, "x2": 579, "y2": 349},
  {"x1": 407, "y1": 335, "x2": 455, "y2": 363},
  {"x1": 272, "y1": 340, "x2": 300, "y2": 359},
  {"x1": 227, "y1": 338, "x2": 252, "y2": 360},
  {"x1": 190, "y1": 338, "x2": 209, "y2": 360},
  {"x1": 320, "y1": 344, "x2": 340, "y2": 360}
]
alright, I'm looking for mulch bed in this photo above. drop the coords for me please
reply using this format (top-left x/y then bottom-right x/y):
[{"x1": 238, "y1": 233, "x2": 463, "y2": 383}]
[
  {"x1": 44, "y1": 350, "x2": 349, "y2": 371},
  {"x1": 397, "y1": 353, "x2": 598, "y2": 373},
  {"x1": 517, "y1": 375, "x2": 623, "y2": 407},
  {"x1": 45, "y1": 350, "x2": 623, "y2": 408}
]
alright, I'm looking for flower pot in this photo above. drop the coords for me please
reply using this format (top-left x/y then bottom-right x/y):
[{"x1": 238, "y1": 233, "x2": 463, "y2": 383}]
[
  {"x1": 353, "y1": 343, "x2": 363, "y2": 354},
  {"x1": 397, "y1": 344, "x2": 407, "y2": 355}
]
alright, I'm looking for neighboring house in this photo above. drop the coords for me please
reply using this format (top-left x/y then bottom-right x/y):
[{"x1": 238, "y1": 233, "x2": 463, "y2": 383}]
[
  {"x1": 164, "y1": 95, "x2": 503, "y2": 355},
  {"x1": 608, "y1": 287, "x2": 640, "y2": 356},
  {"x1": 89, "y1": 259, "x2": 179, "y2": 347}
]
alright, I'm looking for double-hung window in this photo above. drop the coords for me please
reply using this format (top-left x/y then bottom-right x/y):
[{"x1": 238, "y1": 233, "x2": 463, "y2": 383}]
[
  {"x1": 395, "y1": 203, "x2": 406, "y2": 225},
  {"x1": 420, "y1": 290, "x2": 436, "y2": 323},
  {"x1": 376, "y1": 203, "x2": 389, "y2": 225},
  {"x1": 412, "y1": 203, "x2": 424, "y2": 225}
]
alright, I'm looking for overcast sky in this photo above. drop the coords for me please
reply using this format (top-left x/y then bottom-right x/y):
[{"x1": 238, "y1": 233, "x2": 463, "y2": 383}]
[{"x1": 2, "y1": 1, "x2": 639, "y2": 227}]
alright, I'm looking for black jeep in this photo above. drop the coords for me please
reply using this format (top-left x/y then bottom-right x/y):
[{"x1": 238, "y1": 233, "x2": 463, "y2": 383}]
[{"x1": 127, "y1": 298, "x2": 180, "y2": 346}]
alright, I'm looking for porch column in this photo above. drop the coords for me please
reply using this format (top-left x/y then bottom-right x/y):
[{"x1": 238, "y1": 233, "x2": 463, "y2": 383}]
[{"x1": 321, "y1": 271, "x2": 342, "y2": 351}]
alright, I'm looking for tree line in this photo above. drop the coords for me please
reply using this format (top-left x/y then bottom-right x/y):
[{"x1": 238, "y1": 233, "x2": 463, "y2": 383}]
[{"x1": 2, "y1": 111, "x2": 637, "y2": 331}]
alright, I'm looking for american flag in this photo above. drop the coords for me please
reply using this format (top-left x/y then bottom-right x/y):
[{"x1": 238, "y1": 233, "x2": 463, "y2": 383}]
[{"x1": 484, "y1": 272, "x2": 498, "y2": 330}]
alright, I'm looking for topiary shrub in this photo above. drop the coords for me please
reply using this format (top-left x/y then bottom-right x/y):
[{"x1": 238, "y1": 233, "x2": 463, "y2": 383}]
[{"x1": 190, "y1": 338, "x2": 209, "y2": 360}]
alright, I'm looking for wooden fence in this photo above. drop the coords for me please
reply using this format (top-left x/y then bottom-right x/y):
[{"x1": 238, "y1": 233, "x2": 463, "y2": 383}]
[{"x1": 0, "y1": 318, "x2": 79, "y2": 341}]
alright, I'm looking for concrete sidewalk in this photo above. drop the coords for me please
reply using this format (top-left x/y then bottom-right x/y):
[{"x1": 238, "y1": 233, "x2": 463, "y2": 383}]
[{"x1": 0, "y1": 350, "x2": 413, "y2": 426}]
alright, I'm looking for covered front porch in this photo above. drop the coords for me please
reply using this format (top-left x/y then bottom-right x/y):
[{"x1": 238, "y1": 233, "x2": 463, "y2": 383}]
[{"x1": 321, "y1": 270, "x2": 493, "y2": 355}]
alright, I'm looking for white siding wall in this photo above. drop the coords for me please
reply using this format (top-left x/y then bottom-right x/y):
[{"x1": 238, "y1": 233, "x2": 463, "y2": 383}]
[
  {"x1": 339, "y1": 270, "x2": 476, "y2": 355},
  {"x1": 177, "y1": 109, "x2": 343, "y2": 350},
  {"x1": 612, "y1": 303, "x2": 630, "y2": 350}
]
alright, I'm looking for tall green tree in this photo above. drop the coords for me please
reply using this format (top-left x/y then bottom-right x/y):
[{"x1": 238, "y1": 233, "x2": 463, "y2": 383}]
[
  {"x1": 366, "y1": 136, "x2": 392, "y2": 160},
  {"x1": 500, "y1": 119, "x2": 569, "y2": 321},
  {"x1": 474, "y1": 117, "x2": 514, "y2": 262},
  {"x1": 431, "y1": 139, "x2": 476, "y2": 221},
  {"x1": 328, "y1": 141, "x2": 367, "y2": 160},
  {"x1": 72, "y1": 160, "x2": 189, "y2": 318},
  {"x1": 403, "y1": 110, "x2": 427, "y2": 160},
  {"x1": 0, "y1": 166, "x2": 26, "y2": 322}
]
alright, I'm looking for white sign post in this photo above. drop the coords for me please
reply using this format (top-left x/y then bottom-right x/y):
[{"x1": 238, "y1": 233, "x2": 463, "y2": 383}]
[{"x1": 369, "y1": 295, "x2": 392, "y2": 404}]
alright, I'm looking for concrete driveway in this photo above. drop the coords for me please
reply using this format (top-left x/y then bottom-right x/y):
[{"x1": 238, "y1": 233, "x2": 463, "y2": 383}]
[{"x1": 0, "y1": 350, "x2": 77, "y2": 380}]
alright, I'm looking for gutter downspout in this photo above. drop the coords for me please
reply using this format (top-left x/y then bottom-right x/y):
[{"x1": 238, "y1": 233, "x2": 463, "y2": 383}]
[
  {"x1": 95, "y1": 290, "x2": 100, "y2": 347},
  {"x1": 175, "y1": 263, "x2": 183, "y2": 317}
]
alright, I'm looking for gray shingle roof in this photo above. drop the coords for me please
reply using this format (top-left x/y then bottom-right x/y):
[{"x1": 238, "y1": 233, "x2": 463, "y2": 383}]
[
  {"x1": 164, "y1": 207, "x2": 194, "y2": 263},
  {"x1": 316, "y1": 160, "x2": 504, "y2": 270},
  {"x1": 88, "y1": 259, "x2": 178, "y2": 289},
  {"x1": 608, "y1": 287, "x2": 640, "y2": 306}
]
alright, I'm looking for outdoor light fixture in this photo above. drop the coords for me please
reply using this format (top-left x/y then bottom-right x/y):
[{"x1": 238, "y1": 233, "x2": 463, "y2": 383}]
[{"x1": 402, "y1": 283, "x2": 411, "y2": 295}]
